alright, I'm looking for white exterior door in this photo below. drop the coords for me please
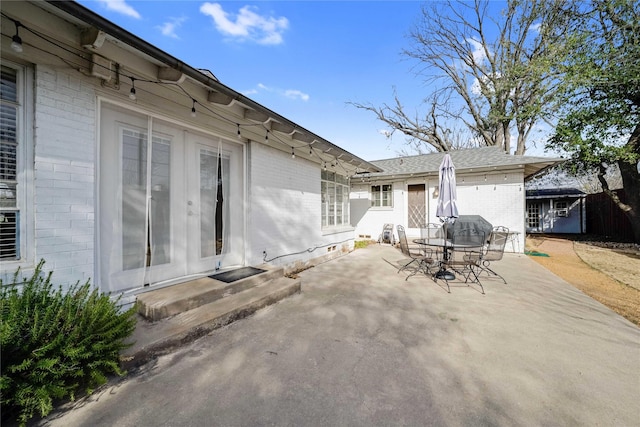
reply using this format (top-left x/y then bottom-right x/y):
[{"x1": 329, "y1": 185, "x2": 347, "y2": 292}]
[
  {"x1": 99, "y1": 103, "x2": 244, "y2": 294},
  {"x1": 185, "y1": 132, "x2": 244, "y2": 274}
]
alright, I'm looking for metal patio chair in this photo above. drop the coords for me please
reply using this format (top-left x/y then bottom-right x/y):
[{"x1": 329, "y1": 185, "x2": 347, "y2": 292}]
[
  {"x1": 396, "y1": 225, "x2": 435, "y2": 280},
  {"x1": 442, "y1": 228, "x2": 486, "y2": 294},
  {"x1": 476, "y1": 230, "x2": 509, "y2": 284}
]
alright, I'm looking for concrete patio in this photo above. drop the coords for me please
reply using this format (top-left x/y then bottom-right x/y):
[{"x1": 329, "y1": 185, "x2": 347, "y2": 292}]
[{"x1": 45, "y1": 244, "x2": 640, "y2": 426}]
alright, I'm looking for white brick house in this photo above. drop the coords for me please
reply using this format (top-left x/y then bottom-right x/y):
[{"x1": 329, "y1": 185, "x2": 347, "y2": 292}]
[
  {"x1": 351, "y1": 148, "x2": 562, "y2": 253},
  {"x1": 0, "y1": 1, "x2": 380, "y2": 301}
]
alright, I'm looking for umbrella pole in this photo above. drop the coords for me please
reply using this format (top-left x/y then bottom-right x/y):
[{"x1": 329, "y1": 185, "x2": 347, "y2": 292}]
[{"x1": 435, "y1": 221, "x2": 456, "y2": 281}]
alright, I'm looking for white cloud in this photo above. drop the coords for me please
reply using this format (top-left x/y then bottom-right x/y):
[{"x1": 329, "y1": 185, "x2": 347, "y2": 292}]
[
  {"x1": 467, "y1": 38, "x2": 487, "y2": 63},
  {"x1": 157, "y1": 16, "x2": 188, "y2": 39},
  {"x1": 97, "y1": 0, "x2": 141, "y2": 19},
  {"x1": 530, "y1": 22, "x2": 542, "y2": 33},
  {"x1": 199, "y1": 3, "x2": 289, "y2": 45},
  {"x1": 284, "y1": 89, "x2": 310, "y2": 102},
  {"x1": 244, "y1": 83, "x2": 309, "y2": 101}
]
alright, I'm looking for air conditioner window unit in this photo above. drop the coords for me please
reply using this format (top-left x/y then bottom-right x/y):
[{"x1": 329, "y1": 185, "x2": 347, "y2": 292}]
[{"x1": 556, "y1": 209, "x2": 569, "y2": 217}]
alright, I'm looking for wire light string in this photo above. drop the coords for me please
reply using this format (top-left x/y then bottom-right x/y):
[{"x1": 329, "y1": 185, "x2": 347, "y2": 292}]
[{"x1": 0, "y1": 11, "x2": 351, "y2": 175}]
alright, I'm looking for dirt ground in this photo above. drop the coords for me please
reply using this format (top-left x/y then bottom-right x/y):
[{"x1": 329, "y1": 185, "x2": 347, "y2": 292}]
[{"x1": 525, "y1": 235, "x2": 640, "y2": 326}]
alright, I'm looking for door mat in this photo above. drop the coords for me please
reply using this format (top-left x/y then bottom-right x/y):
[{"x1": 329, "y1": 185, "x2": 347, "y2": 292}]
[{"x1": 209, "y1": 267, "x2": 266, "y2": 283}]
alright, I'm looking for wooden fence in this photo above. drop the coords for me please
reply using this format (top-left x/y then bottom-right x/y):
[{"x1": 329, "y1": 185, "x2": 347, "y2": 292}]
[{"x1": 585, "y1": 190, "x2": 633, "y2": 241}]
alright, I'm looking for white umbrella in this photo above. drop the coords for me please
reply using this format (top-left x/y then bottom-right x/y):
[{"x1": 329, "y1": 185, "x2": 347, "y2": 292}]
[{"x1": 435, "y1": 153, "x2": 459, "y2": 280}]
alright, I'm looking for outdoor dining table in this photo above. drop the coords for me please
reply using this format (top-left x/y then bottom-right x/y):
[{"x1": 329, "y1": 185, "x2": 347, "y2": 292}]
[{"x1": 413, "y1": 238, "x2": 484, "y2": 280}]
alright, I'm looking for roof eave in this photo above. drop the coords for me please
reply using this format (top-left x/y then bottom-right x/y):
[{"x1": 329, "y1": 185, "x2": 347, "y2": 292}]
[{"x1": 43, "y1": 1, "x2": 381, "y2": 173}]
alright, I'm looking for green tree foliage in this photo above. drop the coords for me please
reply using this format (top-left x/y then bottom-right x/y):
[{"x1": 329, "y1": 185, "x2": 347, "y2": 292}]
[
  {"x1": 1, "y1": 261, "x2": 137, "y2": 426},
  {"x1": 548, "y1": 0, "x2": 640, "y2": 242}
]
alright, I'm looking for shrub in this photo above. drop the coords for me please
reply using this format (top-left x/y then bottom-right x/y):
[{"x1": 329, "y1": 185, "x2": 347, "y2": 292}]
[{"x1": 0, "y1": 260, "x2": 137, "y2": 426}]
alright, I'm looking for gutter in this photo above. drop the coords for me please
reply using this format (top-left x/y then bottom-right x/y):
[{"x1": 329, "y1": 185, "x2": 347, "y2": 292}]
[{"x1": 45, "y1": 0, "x2": 381, "y2": 173}]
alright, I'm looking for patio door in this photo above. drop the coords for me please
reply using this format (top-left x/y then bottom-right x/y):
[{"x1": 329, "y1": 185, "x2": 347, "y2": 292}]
[
  {"x1": 185, "y1": 132, "x2": 244, "y2": 274},
  {"x1": 408, "y1": 184, "x2": 426, "y2": 234},
  {"x1": 100, "y1": 103, "x2": 244, "y2": 294}
]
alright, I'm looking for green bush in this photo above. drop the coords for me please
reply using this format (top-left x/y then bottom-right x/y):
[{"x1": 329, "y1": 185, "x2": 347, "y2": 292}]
[{"x1": 0, "y1": 260, "x2": 137, "y2": 426}]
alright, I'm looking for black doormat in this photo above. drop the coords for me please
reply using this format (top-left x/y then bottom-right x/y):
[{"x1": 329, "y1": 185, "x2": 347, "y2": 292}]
[{"x1": 209, "y1": 266, "x2": 266, "y2": 283}]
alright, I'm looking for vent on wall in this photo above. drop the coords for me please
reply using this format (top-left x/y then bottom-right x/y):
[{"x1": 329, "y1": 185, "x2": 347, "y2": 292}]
[{"x1": 556, "y1": 209, "x2": 569, "y2": 217}]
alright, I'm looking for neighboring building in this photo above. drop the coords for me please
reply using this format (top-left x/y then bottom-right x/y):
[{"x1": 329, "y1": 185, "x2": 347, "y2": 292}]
[
  {"x1": 0, "y1": 1, "x2": 380, "y2": 304},
  {"x1": 351, "y1": 147, "x2": 563, "y2": 252},
  {"x1": 525, "y1": 188, "x2": 586, "y2": 234}
]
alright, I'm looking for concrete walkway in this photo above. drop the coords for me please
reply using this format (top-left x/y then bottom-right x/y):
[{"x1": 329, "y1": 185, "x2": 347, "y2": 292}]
[{"x1": 43, "y1": 245, "x2": 640, "y2": 426}]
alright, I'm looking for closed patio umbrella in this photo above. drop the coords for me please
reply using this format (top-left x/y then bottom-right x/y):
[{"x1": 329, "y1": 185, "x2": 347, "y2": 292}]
[
  {"x1": 435, "y1": 153, "x2": 459, "y2": 280},
  {"x1": 436, "y1": 153, "x2": 459, "y2": 220}
]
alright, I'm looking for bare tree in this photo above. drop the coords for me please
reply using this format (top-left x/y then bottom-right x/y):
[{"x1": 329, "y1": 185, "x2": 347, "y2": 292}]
[{"x1": 351, "y1": 0, "x2": 573, "y2": 154}]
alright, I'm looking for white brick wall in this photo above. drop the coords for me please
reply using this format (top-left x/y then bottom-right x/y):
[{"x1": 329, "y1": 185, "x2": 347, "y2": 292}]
[
  {"x1": 32, "y1": 65, "x2": 96, "y2": 287},
  {"x1": 352, "y1": 172, "x2": 526, "y2": 252},
  {"x1": 248, "y1": 143, "x2": 354, "y2": 268}
]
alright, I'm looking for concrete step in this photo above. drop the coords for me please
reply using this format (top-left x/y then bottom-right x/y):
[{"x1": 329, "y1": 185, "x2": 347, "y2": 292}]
[
  {"x1": 137, "y1": 264, "x2": 284, "y2": 321},
  {"x1": 121, "y1": 276, "x2": 301, "y2": 369}
]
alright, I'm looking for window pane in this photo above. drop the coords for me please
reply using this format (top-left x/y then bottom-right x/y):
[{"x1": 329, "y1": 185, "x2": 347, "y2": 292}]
[
  {"x1": 321, "y1": 181, "x2": 328, "y2": 227},
  {"x1": 0, "y1": 67, "x2": 17, "y2": 102},
  {"x1": 150, "y1": 138, "x2": 171, "y2": 266},
  {"x1": 371, "y1": 185, "x2": 380, "y2": 207},
  {"x1": 200, "y1": 150, "x2": 218, "y2": 258},
  {"x1": 122, "y1": 129, "x2": 148, "y2": 270},
  {"x1": 328, "y1": 182, "x2": 335, "y2": 225},
  {"x1": 336, "y1": 185, "x2": 343, "y2": 225},
  {"x1": 342, "y1": 185, "x2": 350, "y2": 225},
  {"x1": 0, "y1": 211, "x2": 18, "y2": 259},
  {"x1": 0, "y1": 66, "x2": 18, "y2": 260}
]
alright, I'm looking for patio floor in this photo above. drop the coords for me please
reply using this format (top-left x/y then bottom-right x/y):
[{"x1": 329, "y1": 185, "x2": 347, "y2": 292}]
[{"x1": 47, "y1": 244, "x2": 640, "y2": 426}]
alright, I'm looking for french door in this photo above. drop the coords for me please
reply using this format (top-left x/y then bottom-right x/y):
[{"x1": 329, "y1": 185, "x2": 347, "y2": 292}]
[{"x1": 99, "y1": 103, "x2": 243, "y2": 293}]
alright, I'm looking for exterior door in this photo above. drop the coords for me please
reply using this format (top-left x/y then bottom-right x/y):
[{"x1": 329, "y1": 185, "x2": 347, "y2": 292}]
[
  {"x1": 99, "y1": 103, "x2": 244, "y2": 294},
  {"x1": 408, "y1": 184, "x2": 426, "y2": 233},
  {"x1": 186, "y1": 132, "x2": 244, "y2": 274},
  {"x1": 527, "y1": 202, "x2": 542, "y2": 232}
]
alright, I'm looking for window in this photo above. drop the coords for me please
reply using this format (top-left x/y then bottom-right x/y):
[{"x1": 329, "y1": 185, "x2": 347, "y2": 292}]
[
  {"x1": 0, "y1": 65, "x2": 23, "y2": 260},
  {"x1": 321, "y1": 170, "x2": 349, "y2": 228},
  {"x1": 371, "y1": 184, "x2": 392, "y2": 207},
  {"x1": 555, "y1": 201, "x2": 569, "y2": 217}
]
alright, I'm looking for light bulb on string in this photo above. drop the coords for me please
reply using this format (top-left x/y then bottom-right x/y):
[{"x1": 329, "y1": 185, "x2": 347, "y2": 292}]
[
  {"x1": 10, "y1": 21, "x2": 23, "y2": 53},
  {"x1": 237, "y1": 124, "x2": 241, "y2": 139},
  {"x1": 265, "y1": 130, "x2": 269, "y2": 142},
  {"x1": 129, "y1": 78, "x2": 136, "y2": 100},
  {"x1": 191, "y1": 99, "x2": 197, "y2": 118},
  {"x1": 291, "y1": 147, "x2": 295, "y2": 159}
]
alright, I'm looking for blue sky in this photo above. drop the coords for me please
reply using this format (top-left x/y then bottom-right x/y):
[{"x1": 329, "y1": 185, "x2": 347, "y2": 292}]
[{"x1": 76, "y1": 0, "x2": 439, "y2": 161}]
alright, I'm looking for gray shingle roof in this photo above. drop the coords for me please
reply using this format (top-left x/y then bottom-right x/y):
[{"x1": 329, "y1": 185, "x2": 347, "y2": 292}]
[{"x1": 362, "y1": 146, "x2": 563, "y2": 180}]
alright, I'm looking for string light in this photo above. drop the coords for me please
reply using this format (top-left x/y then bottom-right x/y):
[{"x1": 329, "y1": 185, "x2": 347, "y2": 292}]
[
  {"x1": 11, "y1": 20, "x2": 23, "y2": 53},
  {"x1": 129, "y1": 77, "x2": 136, "y2": 100},
  {"x1": 291, "y1": 147, "x2": 295, "y2": 159},
  {"x1": 0, "y1": 13, "x2": 361, "y2": 178}
]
